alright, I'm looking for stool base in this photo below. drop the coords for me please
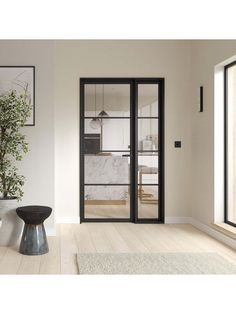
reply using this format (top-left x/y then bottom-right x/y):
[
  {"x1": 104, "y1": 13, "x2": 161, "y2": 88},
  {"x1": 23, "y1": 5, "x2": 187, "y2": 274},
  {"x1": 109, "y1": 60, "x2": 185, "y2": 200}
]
[{"x1": 19, "y1": 223, "x2": 49, "y2": 255}]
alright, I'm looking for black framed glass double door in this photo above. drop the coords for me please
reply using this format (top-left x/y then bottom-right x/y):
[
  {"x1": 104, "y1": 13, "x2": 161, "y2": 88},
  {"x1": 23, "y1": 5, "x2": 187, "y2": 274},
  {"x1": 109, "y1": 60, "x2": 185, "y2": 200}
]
[{"x1": 80, "y1": 78, "x2": 164, "y2": 223}]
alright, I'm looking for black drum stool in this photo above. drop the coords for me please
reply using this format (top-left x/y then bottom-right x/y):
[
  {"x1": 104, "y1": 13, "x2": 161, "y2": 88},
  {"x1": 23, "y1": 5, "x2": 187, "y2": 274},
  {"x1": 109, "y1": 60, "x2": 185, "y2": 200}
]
[{"x1": 16, "y1": 206, "x2": 52, "y2": 255}]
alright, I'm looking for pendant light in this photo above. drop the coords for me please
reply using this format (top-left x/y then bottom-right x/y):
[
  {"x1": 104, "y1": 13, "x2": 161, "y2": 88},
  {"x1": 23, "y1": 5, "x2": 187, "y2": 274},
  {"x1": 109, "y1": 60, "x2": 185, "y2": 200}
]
[
  {"x1": 90, "y1": 84, "x2": 101, "y2": 129},
  {"x1": 98, "y1": 84, "x2": 109, "y2": 123}
]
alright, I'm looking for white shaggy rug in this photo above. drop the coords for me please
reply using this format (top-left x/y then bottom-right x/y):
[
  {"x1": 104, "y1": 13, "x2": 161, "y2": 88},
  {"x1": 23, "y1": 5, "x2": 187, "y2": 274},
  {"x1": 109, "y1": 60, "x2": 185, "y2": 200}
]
[{"x1": 77, "y1": 252, "x2": 236, "y2": 275}]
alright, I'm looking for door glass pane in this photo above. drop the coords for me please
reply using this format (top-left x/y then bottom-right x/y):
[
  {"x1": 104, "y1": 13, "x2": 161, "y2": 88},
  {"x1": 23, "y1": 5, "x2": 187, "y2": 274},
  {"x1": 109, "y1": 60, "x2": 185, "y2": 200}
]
[
  {"x1": 85, "y1": 153, "x2": 130, "y2": 184},
  {"x1": 85, "y1": 185, "x2": 130, "y2": 218},
  {"x1": 138, "y1": 185, "x2": 158, "y2": 218},
  {"x1": 83, "y1": 82, "x2": 131, "y2": 220},
  {"x1": 226, "y1": 64, "x2": 236, "y2": 224},
  {"x1": 137, "y1": 83, "x2": 159, "y2": 219},
  {"x1": 84, "y1": 84, "x2": 130, "y2": 117},
  {"x1": 138, "y1": 84, "x2": 159, "y2": 117},
  {"x1": 85, "y1": 118, "x2": 130, "y2": 151},
  {"x1": 138, "y1": 154, "x2": 158, "y2": 184},
  {"x1": 138, "y1": 118, "x2": 158, "y2": 151}
]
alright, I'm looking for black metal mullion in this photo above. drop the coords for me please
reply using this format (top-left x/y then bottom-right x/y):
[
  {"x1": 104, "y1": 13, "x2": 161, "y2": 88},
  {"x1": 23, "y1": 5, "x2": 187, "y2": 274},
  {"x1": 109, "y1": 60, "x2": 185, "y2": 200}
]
[
  {"x1": 138, "y1": 184, "x2": 159, "y2": 186},
  {"x1": 159, "y1": 79, "x2": 165, "y2": 223},
  {"x1": 133, "y1": 81, "x2": 139, "y2": 221},
  {"x1": 137, "y1": 117, "x2": 159, "y2": 119},
  {"x1": 80, "y1": 78, "x2": 132, "y2": 85},
  {"x1": 95, "y1": 150, "x2": 130, "y2": 153},
  {"x1": 81, "y1": 218, "x2": 132, "y2": 223},
  {"x1": 80, "y1": 81, "x2": 85, "y2": 221},
  {"x1": 84, "y1": 184, "x2": 159, "y2": 186},
  {"x1": 136, "y1": 219, "x2": 163, "y2": 224},
  {"x1": 224, "y1": 65, "x2": 228, "y2": 224},
  {"x1": 84, "y1": 184, "x2": 130, "y2": 186},
  {"x1": 83, "y1": 116, "x2": 131, "y2": 119},
  {"x1": 134, "y1": 82, "x2": 139, "y2": 222},
  {"x1": 80, "y1": 77, "x2": 164, "y2": 84},
  {"x1": 135, "y1": 79, "x2": 164, "y2": 223},
  {"x1": 138, "y1": 150, "x2": 159, "y2": 153},
  {"x1": 130, "y1": 81, "x2": 137, "y2": 222}
]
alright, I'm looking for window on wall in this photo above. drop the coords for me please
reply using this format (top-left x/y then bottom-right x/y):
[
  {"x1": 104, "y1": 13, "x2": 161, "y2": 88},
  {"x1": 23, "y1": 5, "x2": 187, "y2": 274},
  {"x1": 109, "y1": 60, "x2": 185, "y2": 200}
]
[{"x1": 225, "y1": 61, "x2": 236, "y2": 227}]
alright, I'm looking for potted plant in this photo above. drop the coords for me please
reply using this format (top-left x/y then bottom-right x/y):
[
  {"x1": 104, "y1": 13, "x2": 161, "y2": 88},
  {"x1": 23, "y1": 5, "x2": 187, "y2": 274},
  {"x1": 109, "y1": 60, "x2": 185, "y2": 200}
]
[{"x1": 0, "y1": 89, "x2": 31, "y2": 245}]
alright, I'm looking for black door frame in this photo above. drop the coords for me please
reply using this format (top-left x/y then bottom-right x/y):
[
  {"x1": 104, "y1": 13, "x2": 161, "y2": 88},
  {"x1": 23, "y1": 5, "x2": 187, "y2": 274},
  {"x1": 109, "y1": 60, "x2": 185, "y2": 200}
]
[
  {"x1": 224, "y1": 61, "x2": 236, "y2": 227},
  {"x1": 80, "y1": 78, "x2": 165, "y2": 223}
]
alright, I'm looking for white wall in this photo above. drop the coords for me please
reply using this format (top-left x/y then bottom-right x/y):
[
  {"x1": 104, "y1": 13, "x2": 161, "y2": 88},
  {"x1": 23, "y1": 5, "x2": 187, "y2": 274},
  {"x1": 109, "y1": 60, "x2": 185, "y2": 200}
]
[
  {"x1": 54, "y1": 40, "x2": 192, "y2": 220},
  {"x1": 2, "y1": 40, "x2": 236, "y2": 229},
  {"x1": 0, "y1": 41, "x2": 55, "y2": 233},
  {"x1": 3, "y1": 40, "x2": 236, "y2": 230},
  {"x1": 191, "y1": 40, "x2": 236, "y2": 226}
]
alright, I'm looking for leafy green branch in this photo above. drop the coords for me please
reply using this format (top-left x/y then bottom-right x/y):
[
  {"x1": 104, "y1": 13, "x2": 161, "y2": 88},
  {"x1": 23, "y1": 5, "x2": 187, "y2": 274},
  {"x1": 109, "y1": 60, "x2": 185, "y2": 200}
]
[{"x1": 0, "y1": 90, "x2": 31, "y2": 199}]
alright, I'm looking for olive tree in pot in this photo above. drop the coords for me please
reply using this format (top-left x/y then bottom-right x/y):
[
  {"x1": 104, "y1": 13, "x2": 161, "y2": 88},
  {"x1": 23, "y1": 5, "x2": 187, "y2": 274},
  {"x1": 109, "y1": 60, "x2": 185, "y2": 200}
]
[{"x1": 0, "y1": 90, "x2": 31, "y2": 246}]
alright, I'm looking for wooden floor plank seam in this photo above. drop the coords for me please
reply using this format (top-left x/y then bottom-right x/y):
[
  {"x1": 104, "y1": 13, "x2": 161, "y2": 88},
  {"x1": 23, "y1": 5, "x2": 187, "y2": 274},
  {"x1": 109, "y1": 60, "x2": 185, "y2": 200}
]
[{"x1": 0, "y1": 223, "x2": 236, "y2": 274}]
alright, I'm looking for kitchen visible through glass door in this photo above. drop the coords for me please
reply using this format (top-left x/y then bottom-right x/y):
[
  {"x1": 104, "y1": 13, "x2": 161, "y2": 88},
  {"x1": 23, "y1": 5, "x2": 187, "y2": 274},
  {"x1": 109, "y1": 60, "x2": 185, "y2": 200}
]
[{"x1": 81, "y1": 82, "x2": 131, "y2": 220}]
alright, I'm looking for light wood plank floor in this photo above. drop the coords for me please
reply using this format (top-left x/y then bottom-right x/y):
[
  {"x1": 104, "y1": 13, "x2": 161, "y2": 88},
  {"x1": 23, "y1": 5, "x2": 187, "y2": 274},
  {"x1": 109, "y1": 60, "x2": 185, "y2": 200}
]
[{"x1": 0, "y1": 223, "x2": 236, "y2": 274}]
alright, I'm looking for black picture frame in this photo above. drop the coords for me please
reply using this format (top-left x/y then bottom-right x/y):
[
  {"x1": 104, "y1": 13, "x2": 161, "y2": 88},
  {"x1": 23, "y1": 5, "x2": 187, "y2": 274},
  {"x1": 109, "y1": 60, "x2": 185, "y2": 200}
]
[{"x1": 0, "y1": 66, "x2": 35, "y2": 126}]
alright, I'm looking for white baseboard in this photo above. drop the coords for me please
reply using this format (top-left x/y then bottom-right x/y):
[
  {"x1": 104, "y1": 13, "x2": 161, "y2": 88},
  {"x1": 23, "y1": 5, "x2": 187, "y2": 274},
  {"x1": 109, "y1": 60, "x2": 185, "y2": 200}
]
[
  {"x1": 56, "y1": 216, "x2": 80, "y2": 224},
  {"x1": 165, "y1": 216, "x2": 190, "y2": 224},
  {"x1": 166, "y1": 216, "x2": 236, "y2": 250},
  {"x1": 189, "y1": 217, "x2": 236, "y2": 250}
]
